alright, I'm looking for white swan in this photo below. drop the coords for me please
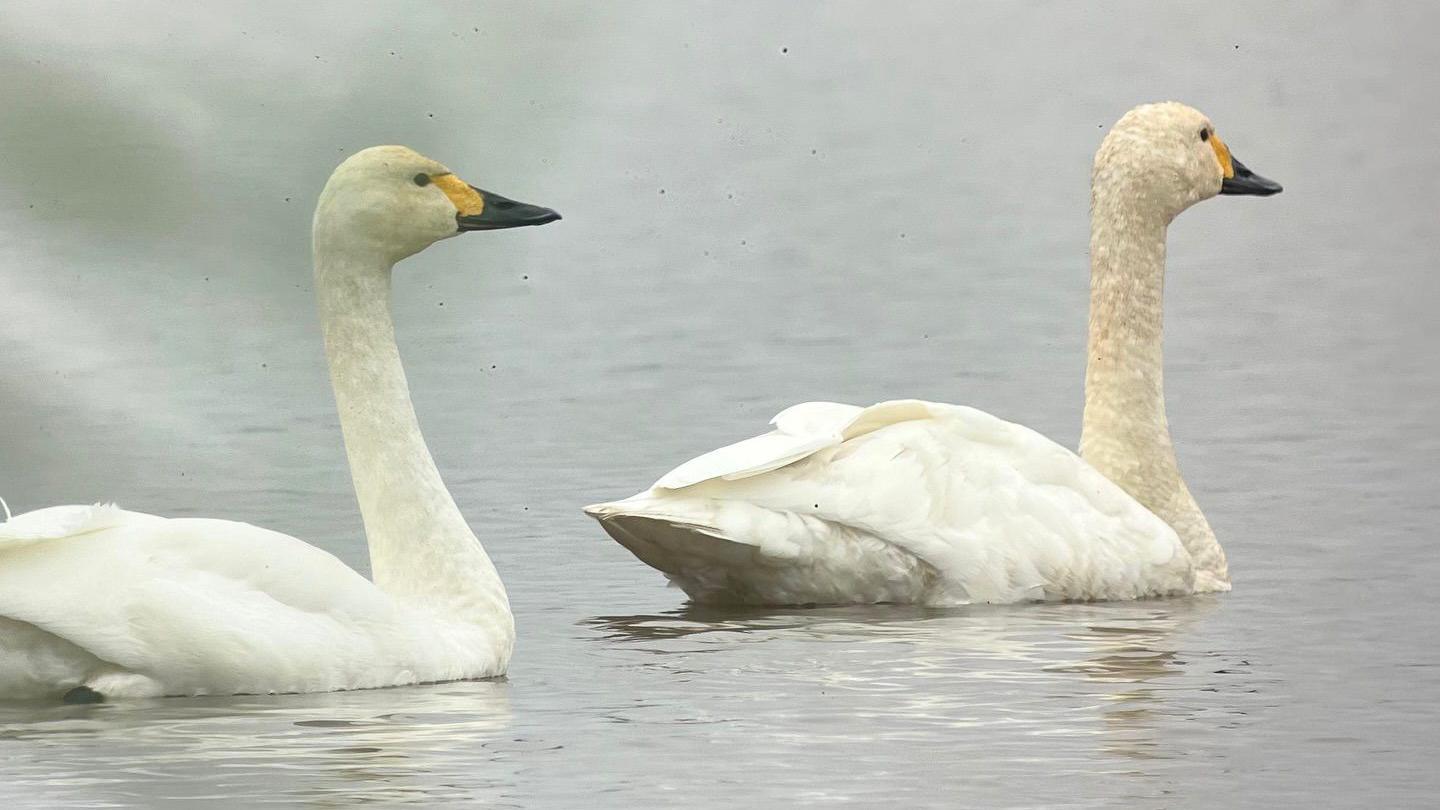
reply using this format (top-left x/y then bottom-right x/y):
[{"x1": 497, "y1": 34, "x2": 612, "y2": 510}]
[
  {"x1": 586, "y1": 102, "x2": 1282, "y2": 606},
  {"x1": 0, "y1": 146, "x2": 560, "y2": 700}
]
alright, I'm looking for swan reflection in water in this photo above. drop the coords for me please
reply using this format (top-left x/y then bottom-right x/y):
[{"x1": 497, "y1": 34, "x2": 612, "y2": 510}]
[
  {"x1": 0, "y1": 679, "x2": 514, "y2": 806},
  {"x1": 586, "y1": 596, "x2": 1262, "y2": 768}
]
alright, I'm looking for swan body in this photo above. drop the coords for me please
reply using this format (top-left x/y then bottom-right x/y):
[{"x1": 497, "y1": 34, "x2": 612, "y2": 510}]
[
  {"x1": 0, "y1": 505, "x2": 504, "y2": 699},
  {"x1": 0, "y1": 146, "x2": 559, "y2": 700},
  {"x1": 587, "y1": 102, "x2": 1281, "y2": 606},
  {"x1": 587, "y1": 400, "x2": 1196, "y2": 606}
]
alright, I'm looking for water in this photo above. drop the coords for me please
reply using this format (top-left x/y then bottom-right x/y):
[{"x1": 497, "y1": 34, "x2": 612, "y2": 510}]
[{"x1": 1, "y1": 2, "x2": 1437, "y2": 807}]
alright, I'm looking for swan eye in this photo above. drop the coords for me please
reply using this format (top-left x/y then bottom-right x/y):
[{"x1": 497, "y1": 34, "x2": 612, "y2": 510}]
[
  {"x1": 413, "y1": 173, "x2": 432, "y2": 187},
  {"x1": 1199, "y1": 128, "x2": 1210, "y2": 142}
]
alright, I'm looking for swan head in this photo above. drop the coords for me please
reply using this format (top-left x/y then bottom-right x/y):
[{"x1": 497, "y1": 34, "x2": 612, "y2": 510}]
[
  {"x1": 314, "y1": 145, "x2": 560, "y2": 262},
  {"x1": 1094, "y1": 102, "x2": 1282, "y2": 220}
]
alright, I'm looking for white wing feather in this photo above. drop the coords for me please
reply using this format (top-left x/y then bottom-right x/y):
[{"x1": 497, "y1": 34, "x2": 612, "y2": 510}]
[{"x1": 653, "y1": 401, "x2": 863, "y2": 489}]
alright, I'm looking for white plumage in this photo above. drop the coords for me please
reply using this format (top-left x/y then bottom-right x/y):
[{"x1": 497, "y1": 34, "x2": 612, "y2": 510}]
[
  {"x1": 588, "y1": 400, "x2": 1195, "y2": 606},
  {"x1": 0, "y1": 146, "x2": 559, "y2": 700},
  {"x1": 587, "y1": 101, "x2": 1281, "y2": 606},
  {"x1": 0, "y1": 505, "x2": 504, "y2": 700}
]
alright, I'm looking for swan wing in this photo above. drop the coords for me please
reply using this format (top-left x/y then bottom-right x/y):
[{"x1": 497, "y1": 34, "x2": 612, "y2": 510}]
[
  {"x1": 0, "y1": 506, "x2": 490, "y2": 697},
  {"x1": 0, "y1": 503, "x2": 133, "y2": 548},
  {"x1": 652, "y1": 400, "x2": 937, "y2": 489},
  {"x1": 589, "y1": 400, "x2": 1193, "y2": 605}
]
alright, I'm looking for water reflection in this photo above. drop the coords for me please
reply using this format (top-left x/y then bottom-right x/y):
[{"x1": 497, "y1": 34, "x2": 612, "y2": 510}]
[
  {"x1": 0, "y1": 680, "x2": 514, "y2": 807},
  {"x1": 585, "y1": 597, "x2": 1255, "y2": 770}
]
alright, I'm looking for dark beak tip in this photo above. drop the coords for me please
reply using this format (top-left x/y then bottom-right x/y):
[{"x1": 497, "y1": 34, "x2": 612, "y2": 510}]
[
  {"x1": 1220, "y1": 172, "x2": 1284, "y2": 197},
  {"x1": 456, "y1": 194, "x2": 561, "y2": 230},
  {"x1": 1253, "y1": 178, "x2": 1284, "y2": 196}
]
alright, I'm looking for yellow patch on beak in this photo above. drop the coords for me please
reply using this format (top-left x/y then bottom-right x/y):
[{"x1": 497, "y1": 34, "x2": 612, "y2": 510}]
[
  {"x1": 430, "y1": 173, "x2": 485, "y2": 216},
  {"x1": 1209, "y1": 134, "x2": 1235, "y2": 179}
]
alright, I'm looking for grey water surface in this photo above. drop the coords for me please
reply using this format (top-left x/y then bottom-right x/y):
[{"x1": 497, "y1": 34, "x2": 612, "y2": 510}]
[{"x1": 1, "y1": 2, "x2": 1437, "y2": 807}]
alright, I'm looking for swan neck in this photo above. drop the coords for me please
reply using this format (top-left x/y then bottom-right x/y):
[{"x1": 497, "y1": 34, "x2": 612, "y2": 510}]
[
  {"x1": 1079, "y1": 193, "x2": 1228, "y2": 584},
  {"x1": 1082, "y1": 201, "x2": 1169, "y2": 443},
  {"x1": 312, "y1": 236, "x2": 512, "y2": 630}
]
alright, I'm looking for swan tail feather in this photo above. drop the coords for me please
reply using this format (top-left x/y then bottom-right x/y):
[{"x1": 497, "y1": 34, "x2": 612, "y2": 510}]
[
  {"x1": 584, "y1": 496, "x2": 937, "y2": 605},
  {"x1": 62, "y1": 685, "x2": 105, "y2": 704},
  {"x1": 585, "y1": 499, "x2": 756, "y2": 571}
]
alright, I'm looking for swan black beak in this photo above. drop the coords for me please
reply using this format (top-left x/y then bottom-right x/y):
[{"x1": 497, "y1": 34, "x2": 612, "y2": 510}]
[
  {"x1": 1220, "y1": 156, "x2": 1283, "y2": 197},
  {"x1": 457, "y1": 186, "x2": 562, "y2": 231}
]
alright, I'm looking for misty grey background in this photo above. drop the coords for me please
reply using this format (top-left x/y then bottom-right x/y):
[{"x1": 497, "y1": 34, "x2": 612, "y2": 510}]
[{"x1": 1, "y1": 1, "x2": 1437, "y2": 807}]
